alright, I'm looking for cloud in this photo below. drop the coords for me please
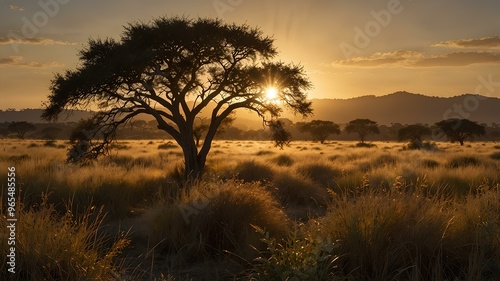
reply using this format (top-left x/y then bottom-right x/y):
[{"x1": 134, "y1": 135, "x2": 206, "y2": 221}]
[
  {"x1": 0, "y1": 56, "x2": 64, "y2": 68},
  {"x1": 433, "y1": 36, "x2": 500, "y2": 48},
  {"x1": 332, "y1": 50, "x2": 423, "y2": 67},
  {"x1": 0, "y1": 37, "x2": 77, "y2": 46},
  {"x1": 332, "y1": 50, "x2": 500, "y2": 67},
  {"x1": 8, "y1": 4, "x2": 24, "y2": 11},
  {"x1": 411, "y1": 51, "x2": 500, "y2": 67}
]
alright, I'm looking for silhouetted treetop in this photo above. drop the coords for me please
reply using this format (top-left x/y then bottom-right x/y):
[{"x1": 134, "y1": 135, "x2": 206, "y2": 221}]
[
  {"x1": 8, "y1": 121, "x2": 36, "y2": 139},
  {"x1": 298, "y1": 120, "x2": 340, "y2": 144},
  {"x1": 398, "y1": 124, "x2": 431, "y2": 142},
  {"x1": 344, "y1": 119, "x2": 379, "y2": 144},
  {"x1": 435, "y1": 119, "x2": 485, "y2": 146},
  {"x1": 42, "y1": 17, "x2": 313, "y2": 179}
]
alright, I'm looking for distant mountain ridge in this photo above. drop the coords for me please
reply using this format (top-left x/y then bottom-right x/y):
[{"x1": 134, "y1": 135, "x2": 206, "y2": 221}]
[
  {"x1": 1, "y1": 92, "x2": 499, "y2": 127},
  {"x1": 303, "y1": 91, "x2": 500, "y2": 126}
]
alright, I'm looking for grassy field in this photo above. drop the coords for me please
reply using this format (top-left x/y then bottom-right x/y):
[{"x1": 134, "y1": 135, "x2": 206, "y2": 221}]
[{"x1": 1, "y1": 139, "x2": 500, "y2": 280}]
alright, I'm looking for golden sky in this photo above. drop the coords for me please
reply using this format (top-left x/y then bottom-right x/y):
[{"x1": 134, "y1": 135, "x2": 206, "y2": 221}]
[{"x1": 1, "y1": 0, "x2": 500, "y2": 109}]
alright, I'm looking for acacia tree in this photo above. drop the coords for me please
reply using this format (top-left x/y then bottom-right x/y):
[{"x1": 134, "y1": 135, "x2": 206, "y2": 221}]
[
  {"x1": 344, "y1": 119, "x2": 379, "y2": 144},
  {"x1": 398, "y1": 124, "x2": 431, "y2": 142},
  {"x1": 435, "y1": 119, "x2": 485, "y2": 145},
  {"x1": 42, "y1": 17, "x2": 312, "y2": 179},
  {"x1": 8, "y1": 121, "x2": 37, "y2": 139},
  {"x1": 298, "y1": 120, "x2": 340, "y2": 144}
]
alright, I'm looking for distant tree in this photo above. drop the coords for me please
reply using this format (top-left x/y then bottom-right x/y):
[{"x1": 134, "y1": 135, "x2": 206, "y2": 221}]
[
  {"x1": 193, "y1": 117, "x2": 209, "y2": 147},
  {"x1": 344, "y1": 119, "x2": 379, "y2": 143},
  {"x1": 132, "y1": 120, "x2": 148, "y2": 130},
  {"x1": 66, "y1": 118, "x2": 105, "y2": 163},
  {"x1": 193, "y1": 113, "x2": 235, "y2": 146},
  {"x1": 435, "y1": 119, "x2": 485, "y2": 146},
  {"x1": 398, "y1": 124, "x2": 431, "y2": 142},
  {"x1": 298, "y1": 120, "x2": 340, "y2": 144},
  {"x1": 42, "y1": 17, "x2": 312, "y2": 180},
  {"x1": 269, "y1": 120, "x2": 291, "y2": 149},
  {"x1": 8, "y1": 121, "x2": 37, "y2": 139}
]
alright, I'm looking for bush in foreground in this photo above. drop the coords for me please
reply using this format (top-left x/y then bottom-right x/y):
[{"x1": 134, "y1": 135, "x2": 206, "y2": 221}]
[
  {"x1": 145, "y1": 180, "x2": 289, "y2": 261},
  {"x1": 316, "y1": 185, "x2": 500, "y2": 280},
  {"x1": 0, "y1": 198, "x2": 129, "y2": 281}
]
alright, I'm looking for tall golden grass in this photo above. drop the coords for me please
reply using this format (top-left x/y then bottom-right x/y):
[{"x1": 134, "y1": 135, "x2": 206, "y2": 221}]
[{"x1": 1, "y1": 139, "x2": 499, "y2": 280}]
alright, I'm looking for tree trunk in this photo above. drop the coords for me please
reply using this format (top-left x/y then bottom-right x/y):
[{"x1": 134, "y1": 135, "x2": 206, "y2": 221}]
[{"x1": 182, "y1": 139, "x2": 202, "y2": 180}]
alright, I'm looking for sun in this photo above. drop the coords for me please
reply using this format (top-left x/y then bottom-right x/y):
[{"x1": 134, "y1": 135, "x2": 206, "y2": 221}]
[{"x1": 265, "y1": 87, "x2": 278, "y2": 100}]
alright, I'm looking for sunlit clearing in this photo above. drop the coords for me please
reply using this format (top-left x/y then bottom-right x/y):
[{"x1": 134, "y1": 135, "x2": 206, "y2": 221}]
[{"x1": 265, "y1": 87, "x2": 278, "y2": 100}]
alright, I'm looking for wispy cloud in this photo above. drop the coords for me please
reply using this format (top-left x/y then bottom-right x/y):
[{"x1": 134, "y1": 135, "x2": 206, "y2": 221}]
[
  {"x1": 0, "y1": 37, "x2": 77, "y2": 46},
  {"x1": 333, "y1": 50, "x2": 422, "y2": 67},
  {"x1": 332, "y1": 50, "x2": 500, "y2": 67},
  {"x1": 412, "y1": 51, "x2": 500, "y2": 67},
  {"x1": 0, "y1": 56, "x2": 64, "y2": 68},
  {"x1": 433, "y1": 36, "x2": 500, "y2": 49},
  {"x1": 8, "y1": 4, "x2": 24, "y2": 11}
]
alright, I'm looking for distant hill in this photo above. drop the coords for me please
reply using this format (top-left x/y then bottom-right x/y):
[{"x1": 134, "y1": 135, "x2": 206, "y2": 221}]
[
  {"x1": 303, "y1": 91, "x2": 500, "y2": 126},
  {"x1": 1, "y1": 92, "x2": 499, "y2": 127},
  {"x1": 0, "y1": 109, "x2": 94, "y2": 123}
]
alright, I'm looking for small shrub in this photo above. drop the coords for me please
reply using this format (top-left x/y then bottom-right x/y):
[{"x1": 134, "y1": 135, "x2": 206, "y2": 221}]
[
  {"x1": 255, "y1": 150, "x2": 274, "y2": 156},
  {"x1": 355, "y1": 142, "x2": 377, "y2": 148},
  {"x1": 490, "y1": 152, "x2": 500, "y2": 160},
  {"x1": 371, "y1": 154, "x2": 398, "y2": 168},
  {"x1": 494, "y1": 145, "x2": 500, "y2": 149},
  {"x1": 447, "y1": 156, "x2": 481, "y2": 168},
  {"x1": 421, "y1": 159, "x2": 440, "y2": 168},
  {"x1": 145, "y1": 180, "x2": 289, "y2": 260},
  {"x1": 158, "y1": 142, "x2": 177, "y2": 150},
  {"x1": 235, "y1": 160, "x2": 274, "y2": 183},
  {"x1": 27, "y1": 143, "x2": 39, "y2": 148},
  {"x1": 110, "y1": 142, "x2": 130, "y2": 150},
  {"x1": 8, "y1": 154, "x2": 31, "y2": 162},
  {"x1": 250, "y1": 227, "x2": 339, "y2": 281},
  {"x1": 404, "y1": 140, "x2": 438, "y2": 151},
  {"x1": 296, "y1": 162, "x2": 341, "y2": 188},
  {"x1": 43, "y1": 140, "x2": 57, "y2": 147},
  {"x1": 271, "y1": 154, "x2": 295, "y2": 167},
  {"x1": 272, "y1": 171, "x2": 329, "y2": 207}
]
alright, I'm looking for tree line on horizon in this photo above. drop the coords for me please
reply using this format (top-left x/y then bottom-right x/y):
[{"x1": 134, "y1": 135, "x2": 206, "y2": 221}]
[{"x1": 0, "y1": 117, "x2": 493, "y2": 146}]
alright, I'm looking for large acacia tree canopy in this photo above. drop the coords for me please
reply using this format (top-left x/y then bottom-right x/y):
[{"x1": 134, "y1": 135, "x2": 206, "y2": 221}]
[{"x1": 42, "y1": 17, "x2": 313, "y2": 177}]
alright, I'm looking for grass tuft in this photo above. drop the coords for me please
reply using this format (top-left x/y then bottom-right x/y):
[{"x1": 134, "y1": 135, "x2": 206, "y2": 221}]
[
  {"x1": 490, "y1": 152, "x2": 500, "y2": 160},
  {"x1": 447, "y1": 156, "x2": 482, "y2": 168},
  {"x1": 0, "y1": 197, "x2": 129, "y2": 280},
  {"x1": 296, "y1": 161, "x2": 341, "y2": 188},
  {"x1": 234, "y1": 160, "x2": 274, "y2": 183},
  {"x1": 270, "y1": 154, "x2": 295, "y2": 167},
  {"x1": 144, "y1": 180, "x2": 289, "y2": 261}
]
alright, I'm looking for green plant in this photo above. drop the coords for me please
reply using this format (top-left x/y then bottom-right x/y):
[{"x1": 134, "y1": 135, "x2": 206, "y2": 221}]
[{"x1": 250, "y1": 226, "x2": 339, "y2": 281}]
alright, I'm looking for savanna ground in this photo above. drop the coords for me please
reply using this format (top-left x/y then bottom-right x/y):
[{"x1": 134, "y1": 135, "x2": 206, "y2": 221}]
[{"x1": 1, "y1": 139, "x2": 500, "y2": 280}]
